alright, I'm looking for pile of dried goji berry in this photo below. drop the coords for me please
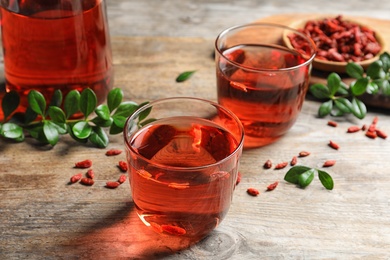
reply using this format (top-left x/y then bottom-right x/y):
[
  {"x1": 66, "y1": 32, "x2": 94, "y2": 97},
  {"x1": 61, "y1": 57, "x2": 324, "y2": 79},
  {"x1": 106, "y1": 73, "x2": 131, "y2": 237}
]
[
  {"x1": 69, "y1": 148, "x2": 128, "y2": 189},
  {"x1": 289, "y1": 15, "x2": 382, "y2": 62}
]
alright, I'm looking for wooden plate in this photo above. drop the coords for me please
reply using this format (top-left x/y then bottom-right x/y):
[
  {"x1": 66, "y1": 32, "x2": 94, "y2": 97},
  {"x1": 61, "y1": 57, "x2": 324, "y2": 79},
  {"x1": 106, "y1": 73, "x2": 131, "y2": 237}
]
[{"x1": 283, "y1": 16, "x2": 386, "y2": 73}]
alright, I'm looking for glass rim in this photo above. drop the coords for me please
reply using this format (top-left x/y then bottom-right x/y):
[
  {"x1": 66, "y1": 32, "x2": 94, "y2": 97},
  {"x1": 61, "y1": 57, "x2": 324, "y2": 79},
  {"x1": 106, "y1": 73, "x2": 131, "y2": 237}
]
[
  {"x1": 123, "y1": 96, "x2": 245, "y2": 171},
  {"x1": 215, "y1": 22, "x2": 317, "y2": 72}
]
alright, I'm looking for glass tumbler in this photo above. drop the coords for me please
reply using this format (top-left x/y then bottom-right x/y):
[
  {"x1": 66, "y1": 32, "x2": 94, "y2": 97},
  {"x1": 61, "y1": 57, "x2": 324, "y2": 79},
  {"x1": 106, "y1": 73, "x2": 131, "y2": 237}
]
[
  {"x1": 123, "y1": 97, "x2": 244, "y2": 241},
  {"x1": 215, "y1": 23, "x2": 316, "y2": 148}
]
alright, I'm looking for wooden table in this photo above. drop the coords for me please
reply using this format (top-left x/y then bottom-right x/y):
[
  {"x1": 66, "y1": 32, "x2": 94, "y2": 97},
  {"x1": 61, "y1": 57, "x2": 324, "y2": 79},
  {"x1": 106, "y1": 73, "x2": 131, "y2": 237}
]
[{"x1": 1, "y1": 13, "x2": 390, "y2": 260}]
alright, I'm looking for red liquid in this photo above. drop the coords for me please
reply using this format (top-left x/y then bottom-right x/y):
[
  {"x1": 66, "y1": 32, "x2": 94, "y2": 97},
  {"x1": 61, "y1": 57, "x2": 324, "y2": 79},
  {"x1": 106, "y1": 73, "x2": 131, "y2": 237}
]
[
  {"x1": 217, "y1": 44, "x2": 311, "y2": 148},
  {"x1": 126, "y1": 117, "x2": 240, "y2": 240},
  {"x1": 0, "y1": 0, "x2": 113, "y2": 106}
]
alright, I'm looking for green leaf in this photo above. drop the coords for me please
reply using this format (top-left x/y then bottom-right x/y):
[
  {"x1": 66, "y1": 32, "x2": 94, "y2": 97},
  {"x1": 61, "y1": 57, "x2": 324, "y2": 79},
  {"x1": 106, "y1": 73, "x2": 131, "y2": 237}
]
[
  {"x1": 107, "y1": 88, "x2": 123, "y2": 112},
  {"x1": 72, "y1": 121, "x2": 92, "y2": 139},
  {"x1": 89, "y1": 126, "x2": 109, "y2": 148},
  {"x1": 310, "y1": 83, "x2": 330, "y2": 99},
  {"x1": 379, "y1": 52, "x2": 390, "y2": 72},
  {"x1": 381, "y1": 80, "x2": 390, "y2": 96},
  {"x1": 91, "y1": 116, "x2": 113, "y2": 127},
  {"x1": 318, "y1": 170, "x2": 334, "y2": 190},
  {"x1": 346, "y1": 62, "x2": 364, "y2": 79},
  {"x1": 367, "y1": 81, "x2": 380, "y2": 95},
  {"x1": 139, "y1": 118, "x2": 157, "y2": 127},
  {"x1": 112, "y1": 115, "x2": 127, "y2": 129},
  {"x1": 350, "y1": 78, "x2": 369, "y2": 96},
  {"x1": 45, "y1": 120, "x2": 67, "y2": 135},
  {"x1": 28, "y1": 90, "x2": 46, "y2": 116},
  {"x1": 67, "y1": 123, "x2": 88, "y2": 144},
  {"x1": 95, "y1": 104, "x2": 110, "y2": 120},
  {"x1": 138, "y1": 102, "x2": 152, "y2": 122},
  {"x1": 176, "y1": 70, "x2": 196, "y2": 82},
  {"x1": 297, "y1": 168, "x2": 315, "y2": 188},
  {"x1": 2, "y1": 90, "x2": 20, "y2": 120},
  {"x1": 350, "y1": 97, "x2": 366, "y2": 119},
  {"x1": 284, "y1": 166, "x2": 312, "y2": 184},
  {"x1": 337, "y1": 82, "x2": 349, "y2": 95},
  {"x1": 0, "y1": 122, "x2": 24, "y2": 139},
  {"x1": 318, "y1": 100, "x2": 333, "y2": 117},
  {"x1": 24, "y1": 107, "x2": 38, "y2": 124},
  {"x1": 47, "y1": 106, "x2": 66, "y2": 124},
  {"x1": 330, "y1": 107, "x2": 345, "y2": 117},
  {"x1": 43, "y1": 121, "x2": 59, "y2": 146},
  {"x1": 327, "y1": 73, "x2": 341, "y2": 96},
  {"x1": 113, "y1": 101, "x2": 139, "y2": 118},
  {"x1": 366, "y1": 60, "x2": 385, "y2": 79},
  {"x1": 64, "y1": 90, "x2": 80, "y2": 119},
  {"x1": 334, "y1": 98, "x2": 352, "y2": 113},
  {"x1": 49, "y1": 89, "x2": 63, "y2": 108},
  {"x1": 80, "y1": 88, "x2": 97, "y2": 118},
  {"x1": 109, "y1": 122, "x2": 124, "y2": 135},
  {"x1": 26, "y1": 124, "x2": 42, "y2": 140}
]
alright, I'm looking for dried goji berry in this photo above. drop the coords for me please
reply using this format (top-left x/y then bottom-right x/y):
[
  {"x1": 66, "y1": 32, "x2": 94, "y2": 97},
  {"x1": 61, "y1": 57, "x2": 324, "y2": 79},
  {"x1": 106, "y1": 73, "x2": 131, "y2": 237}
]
[
  {"x1": 263, "y1": 159, "x2": 272, "y2": 169},
  {"x1": 80, "y1": 177, "x2": 94, "y2": 186},
  {"x1": 230, "y1": 81, "x2": 248, "y2": 92},
  {"x1": 161, "y1": 225, "x2": 186, "y2": 235},
  {"x1": 290, "y1": 156, "x2": 297, "y2": 166},
  {"x1": 327, "y1": 121, "x2": 338, "y2": 127},
  {"x1": 75, "y1": 159, "x2": 92, "y2": 169},
  {"x1": 168, "y1": 182, "x2": 190, "y2": 189},
  {"x1": 376, "y1": 129, "x2": 388, "y2": 139},
  {"x1": 361, "y1": 124, "x2": 367, "y2": 131},
  {"x1": 298, "y1": 151, "x2": 310, "y2": 157},
  {"x1": 347, "y1": 126, "x2": 361, "y2": 133},
  {"x1": 86, "y1": 169, "x2": 95, "y2": 179},
  {"x1": 323, "y1": 160, "x2": 336, "y2": 167},
  {"x1": 274, "y1": 162, "x2": 288, "y2": 169},
  {"x1": 138, "y1": 169, "x2": 152, "y2": 179},
  {"x1": 266, "y1": 181, "x2": 278, "y2": 191},
  {"x1": 118, "y1": 174, "x2": 127, "y2": 184},
  {"x1": 105, "y1": 181, "x2": 120, "y2": 189},
  {"x1": 149, "y1": 222, "x2": 163, "y2": 233},
  {"x1": 70, "y1": 173, "x2": 82, "y2": 183},
  {"x1": 105, "y1": 149, "x2": 122, "y2": 156},
  {"x1": 328, "y1": 140, "x2": 340, "y2": 150},
  {"x1": 118, "y1": 161, "x2": 128, "y2": 172},
  {"x1": 247, "y1": 188, "x2": 260, "y2": 196},
  {"x1": 236, "y1": 172, "x2": 242, "y2": 185},
  {"x1": 367, "y1": 124, "x2": 376, "y2": 133},
  {"x1": 365, "y1": 131, "x2": 377, "y2": 139}
]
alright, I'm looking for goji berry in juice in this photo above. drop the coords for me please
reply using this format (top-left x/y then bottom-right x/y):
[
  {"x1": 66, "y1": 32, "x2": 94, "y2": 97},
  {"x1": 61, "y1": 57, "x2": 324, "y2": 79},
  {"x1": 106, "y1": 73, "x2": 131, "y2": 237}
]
[
  {"x1": 126, "y1": 117, "x2": 240, "y2": 241},
  {"x1": 217, "y1": 44, "x2": 310, "y2": 148},
  {"x1": 0, "y1": 0, "x2": 113, "y2": 109}
]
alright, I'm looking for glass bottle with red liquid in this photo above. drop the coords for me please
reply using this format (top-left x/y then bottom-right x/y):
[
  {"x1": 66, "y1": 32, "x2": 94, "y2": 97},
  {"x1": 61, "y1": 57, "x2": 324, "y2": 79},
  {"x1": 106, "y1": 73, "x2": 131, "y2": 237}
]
[{"x1": 0, "y1": 0, "x2": 113, "y2": 116}]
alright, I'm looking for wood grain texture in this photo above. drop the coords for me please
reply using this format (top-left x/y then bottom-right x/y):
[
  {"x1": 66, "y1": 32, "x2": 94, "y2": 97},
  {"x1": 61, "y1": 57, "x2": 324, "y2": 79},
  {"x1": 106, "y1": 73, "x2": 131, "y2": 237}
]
[{"x1": 1, "y1": 11, "x2": 390, "y2": 260}]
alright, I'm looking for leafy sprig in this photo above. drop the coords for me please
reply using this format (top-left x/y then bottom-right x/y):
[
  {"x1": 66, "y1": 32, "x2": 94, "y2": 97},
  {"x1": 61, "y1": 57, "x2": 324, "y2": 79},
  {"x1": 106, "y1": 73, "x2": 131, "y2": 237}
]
[
  {"x1": 0, "y1": 88, "x2": 150, "y2": 148},
  {"x1": 284, "y1": 166, "x2": 334, "y2": 190},
  {"x1": 310, "y1": 52, "x2": 390, "y2": 119}
]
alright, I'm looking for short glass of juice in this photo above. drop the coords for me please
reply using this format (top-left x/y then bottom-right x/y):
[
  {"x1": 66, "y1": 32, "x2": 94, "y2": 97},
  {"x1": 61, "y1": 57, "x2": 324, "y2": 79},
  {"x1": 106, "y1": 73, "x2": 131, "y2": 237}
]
[
  {"x1": 123, "y1": 97, "x2": 244, "y2": 241},
  {"x1": 215, "y1": 23, "x2": 316, "y2": 148}
]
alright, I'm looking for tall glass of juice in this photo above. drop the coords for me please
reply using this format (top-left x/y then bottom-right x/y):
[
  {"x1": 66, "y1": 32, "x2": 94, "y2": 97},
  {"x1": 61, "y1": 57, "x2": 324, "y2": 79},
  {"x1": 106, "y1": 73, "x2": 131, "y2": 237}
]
[
  {"x1": 0, "y1": 0, "x2": 113, "y2": 106},
  {"x1": 215, "y1": 23, "x2": 316, "y2": 148},
  {"x1": 123, "y1": 97, "x2": 244, "y2": 242}
]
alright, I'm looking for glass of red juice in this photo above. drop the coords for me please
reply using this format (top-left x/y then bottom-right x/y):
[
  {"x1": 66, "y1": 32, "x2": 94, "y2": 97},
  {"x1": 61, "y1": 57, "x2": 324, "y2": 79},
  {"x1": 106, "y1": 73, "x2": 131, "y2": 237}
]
[
  {"x1": 215, "y1": 23, "x2": 316, "y2": 148},
  {"x1": 123, "y1": 97, "x2": 244, "y2": 241},
  {"x1": 0, "y1": 0, "x2": 113, "y2": 106}
]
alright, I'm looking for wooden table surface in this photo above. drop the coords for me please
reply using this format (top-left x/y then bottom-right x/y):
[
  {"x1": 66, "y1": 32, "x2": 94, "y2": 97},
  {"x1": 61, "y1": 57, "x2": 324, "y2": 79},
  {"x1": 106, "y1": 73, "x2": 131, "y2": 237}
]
[{"x1": 1, "y1": 1, "x2": 390, "y2": 259}]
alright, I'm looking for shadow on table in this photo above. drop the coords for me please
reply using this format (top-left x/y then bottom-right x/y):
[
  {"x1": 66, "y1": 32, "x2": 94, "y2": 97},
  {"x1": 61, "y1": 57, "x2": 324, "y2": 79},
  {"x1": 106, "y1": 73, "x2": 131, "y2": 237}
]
[{"x1": 61, "y1": 202, "x2": 201, "y2": 259}]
